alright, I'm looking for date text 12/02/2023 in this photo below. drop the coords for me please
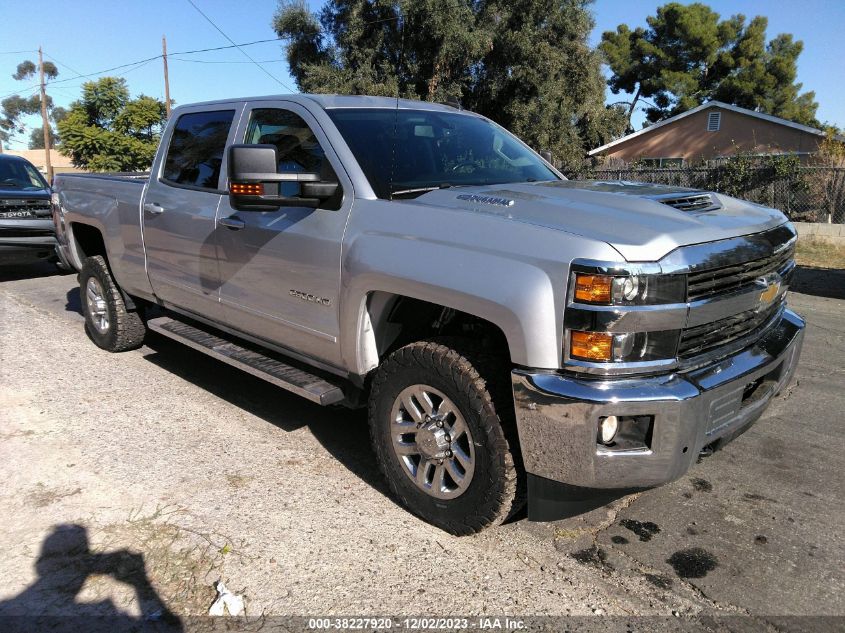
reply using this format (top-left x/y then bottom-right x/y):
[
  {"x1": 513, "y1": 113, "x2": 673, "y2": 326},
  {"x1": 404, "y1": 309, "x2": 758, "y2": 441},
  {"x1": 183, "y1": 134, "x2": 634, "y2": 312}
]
[{"x1": 306, "y1": 617, "x2": 526, "y2": 630}]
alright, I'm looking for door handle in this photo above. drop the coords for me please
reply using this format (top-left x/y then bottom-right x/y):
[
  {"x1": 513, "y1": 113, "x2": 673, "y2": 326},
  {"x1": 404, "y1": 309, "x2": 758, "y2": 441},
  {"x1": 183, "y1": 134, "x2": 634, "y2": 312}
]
[
  {"x1": 219, "y1": 216, "x2": 245, "y2": 230},
  {"x1": 143, "y1": 202, "x2": 165, "y2": 215}
]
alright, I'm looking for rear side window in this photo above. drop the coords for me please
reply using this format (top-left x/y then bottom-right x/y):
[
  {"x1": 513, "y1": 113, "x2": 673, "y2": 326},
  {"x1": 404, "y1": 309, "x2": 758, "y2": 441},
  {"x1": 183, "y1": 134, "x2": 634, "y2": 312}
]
[{"x1": 162, "y1": 110, "x2": 235, "y2": 190}]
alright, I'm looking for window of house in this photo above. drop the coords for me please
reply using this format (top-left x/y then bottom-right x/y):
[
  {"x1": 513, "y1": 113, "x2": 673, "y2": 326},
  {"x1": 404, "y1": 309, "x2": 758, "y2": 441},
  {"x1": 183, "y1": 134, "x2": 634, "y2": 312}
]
[
  {"x1": 639, "y1": 157, "x2": 685, "y2": 168},
  {"x1": 707, "y1": 111, "x2": 721, "y2": 132},
  {"x1": 162, "y1": 110, "x2": 236, "y2": 190}
]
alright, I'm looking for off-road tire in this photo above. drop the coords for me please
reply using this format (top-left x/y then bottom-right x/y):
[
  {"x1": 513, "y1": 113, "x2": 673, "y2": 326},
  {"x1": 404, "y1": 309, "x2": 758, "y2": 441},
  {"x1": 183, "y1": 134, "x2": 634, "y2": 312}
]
[
  {"x1": 79, "y1": 255, "x2": 145, "y2": 352},
  {"x1": 369, "y1": 339, "x2": 525, "y2": 535}
]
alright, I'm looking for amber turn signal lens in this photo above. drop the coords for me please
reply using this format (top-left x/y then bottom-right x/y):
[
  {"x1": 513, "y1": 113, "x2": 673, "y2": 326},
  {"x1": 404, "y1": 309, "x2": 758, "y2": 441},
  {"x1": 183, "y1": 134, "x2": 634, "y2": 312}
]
[
  {"x1": 570, "y1": 330, "x2": 613, "y2": 361},
  {"x1": 574, "y1": 274, "x2": 613, "y2": 304},
  {"x1": 230, "y1": 182, "x2": 264, "y2": 195}
]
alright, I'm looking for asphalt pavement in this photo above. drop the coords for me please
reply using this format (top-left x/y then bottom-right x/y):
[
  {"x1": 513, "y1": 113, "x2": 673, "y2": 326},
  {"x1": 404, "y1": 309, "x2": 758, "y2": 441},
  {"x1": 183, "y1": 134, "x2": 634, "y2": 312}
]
[{"x1": 0, "y1": 261, "x2": 842, "y2": 630}]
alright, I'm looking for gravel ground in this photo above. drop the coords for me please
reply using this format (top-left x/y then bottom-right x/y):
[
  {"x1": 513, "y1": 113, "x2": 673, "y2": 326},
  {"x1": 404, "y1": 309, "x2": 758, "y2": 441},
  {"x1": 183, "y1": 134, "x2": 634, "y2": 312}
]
[{"x1": 0, "y1": 262, "x2": 843, "y2": 631}]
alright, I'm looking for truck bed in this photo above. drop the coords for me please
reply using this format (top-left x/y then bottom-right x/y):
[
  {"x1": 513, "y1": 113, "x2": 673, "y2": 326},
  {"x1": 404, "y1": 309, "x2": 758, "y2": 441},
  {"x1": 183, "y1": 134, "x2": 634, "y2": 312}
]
[{"x1": 53, "y1": 171, "x2": 152, "y2": 296}]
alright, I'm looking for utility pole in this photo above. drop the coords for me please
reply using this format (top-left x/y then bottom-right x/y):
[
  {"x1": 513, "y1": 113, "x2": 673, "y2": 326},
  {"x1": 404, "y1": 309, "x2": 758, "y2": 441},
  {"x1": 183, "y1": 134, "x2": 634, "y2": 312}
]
[
  {"x1": 162, "y1": 35, "x2": 171, "y2": 118},
  {"x1": 38, "y1": 46, "x2": 53, "y2": 182}
]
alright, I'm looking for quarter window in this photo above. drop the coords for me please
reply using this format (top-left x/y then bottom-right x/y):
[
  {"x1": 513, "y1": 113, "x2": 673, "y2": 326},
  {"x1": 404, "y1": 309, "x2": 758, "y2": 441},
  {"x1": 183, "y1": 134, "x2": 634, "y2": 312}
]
[{"x1": 162, "y1": 110, "x2": 235, "y2": 190}]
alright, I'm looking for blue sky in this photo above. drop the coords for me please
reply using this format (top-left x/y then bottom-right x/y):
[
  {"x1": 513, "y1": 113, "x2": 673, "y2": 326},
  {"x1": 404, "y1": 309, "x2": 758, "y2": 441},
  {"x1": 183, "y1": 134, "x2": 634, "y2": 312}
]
[{"x1": 1, "y1": 0, "x2": 842, "y2": 149}]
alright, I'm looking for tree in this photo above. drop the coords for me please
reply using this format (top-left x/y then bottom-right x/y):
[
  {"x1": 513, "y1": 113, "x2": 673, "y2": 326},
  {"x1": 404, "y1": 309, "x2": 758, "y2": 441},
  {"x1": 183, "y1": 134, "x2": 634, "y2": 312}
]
[
  {"x1": 273, "y1": 0, "x2": 625, "y2": 172},
  {"x1": 57, "y1": 78, "x2": 166, "y2": 171},
  {"x1": 599, "y1": 2, "x2": 819, "y2": 128},
  {"x1": 0, "y1": 59, "x2": 59, "y2": 148},
  {"x1": 28, "y1": 107, "x2": 67, "y2": 149}
]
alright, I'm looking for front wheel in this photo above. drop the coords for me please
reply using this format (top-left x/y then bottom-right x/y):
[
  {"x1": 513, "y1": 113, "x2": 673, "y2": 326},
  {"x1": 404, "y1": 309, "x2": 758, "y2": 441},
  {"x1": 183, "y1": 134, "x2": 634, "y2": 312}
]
[
  {"x1": 79, "y1": 255, "x2": 145, "y2": 352},
  {"x1": 368, "y1": 340, "x2": 523, "y2": 535}
]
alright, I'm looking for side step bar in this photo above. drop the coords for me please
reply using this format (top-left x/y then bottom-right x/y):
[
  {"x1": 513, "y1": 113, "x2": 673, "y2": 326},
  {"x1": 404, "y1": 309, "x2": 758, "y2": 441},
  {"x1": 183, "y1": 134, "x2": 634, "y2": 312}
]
[{"x1": 147, "y1": 316, "x2": 345, "y2": 406}]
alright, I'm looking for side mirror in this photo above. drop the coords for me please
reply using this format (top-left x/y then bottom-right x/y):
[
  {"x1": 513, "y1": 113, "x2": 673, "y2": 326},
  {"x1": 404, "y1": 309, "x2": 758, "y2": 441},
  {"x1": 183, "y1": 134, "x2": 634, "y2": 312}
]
[
  {"x1": 227, "y1": 144, "x2": 339, "y2": 210},
  {"x1": 539, "y1": 149, "x2": 554, "y2": 165}
]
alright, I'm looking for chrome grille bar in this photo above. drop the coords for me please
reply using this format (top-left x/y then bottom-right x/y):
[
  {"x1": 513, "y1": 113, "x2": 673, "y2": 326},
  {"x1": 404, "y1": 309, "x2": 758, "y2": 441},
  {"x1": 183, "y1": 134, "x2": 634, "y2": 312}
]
[
  {"x1": 679, "y1": 301, "x2": 783, "y2": 358},
  {"x1": 687, "y1": 244, "x2": 795, "y2": 301}
]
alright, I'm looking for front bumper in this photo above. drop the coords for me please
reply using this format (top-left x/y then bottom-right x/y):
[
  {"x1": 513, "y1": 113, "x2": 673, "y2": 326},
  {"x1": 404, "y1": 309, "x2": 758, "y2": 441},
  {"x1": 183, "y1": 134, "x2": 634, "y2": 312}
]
[
  {"x1": 512, "y1": 308, "x2": 804, "y2": 491},
  {"x1": 0, "y1": 220, "x2": 59, "y2": 264}
]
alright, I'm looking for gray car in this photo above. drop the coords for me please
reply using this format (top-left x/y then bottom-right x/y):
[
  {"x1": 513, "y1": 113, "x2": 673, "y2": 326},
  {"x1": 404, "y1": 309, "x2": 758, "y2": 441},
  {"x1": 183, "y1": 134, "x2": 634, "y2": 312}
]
[{"x1": 51, "y1": 95, "x2": 804, "y2": 534}]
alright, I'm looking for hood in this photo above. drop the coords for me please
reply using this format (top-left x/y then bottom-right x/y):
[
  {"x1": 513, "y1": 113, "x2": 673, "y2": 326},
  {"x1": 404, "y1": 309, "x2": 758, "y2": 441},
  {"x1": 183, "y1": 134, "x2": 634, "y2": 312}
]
[
  {"x1": 0, "y1": 187, "x2": 50, "y2": 200},
  {"x1": 409, "y1": 180, "x2": 787, "y2": 261}
]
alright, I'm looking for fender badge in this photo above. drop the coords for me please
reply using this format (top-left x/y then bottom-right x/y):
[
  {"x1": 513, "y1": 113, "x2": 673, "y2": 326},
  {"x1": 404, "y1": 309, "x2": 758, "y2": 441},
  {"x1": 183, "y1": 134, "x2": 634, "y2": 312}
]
[{"x1": 289, "y1": 289, "x2": 332, "y2": 306}]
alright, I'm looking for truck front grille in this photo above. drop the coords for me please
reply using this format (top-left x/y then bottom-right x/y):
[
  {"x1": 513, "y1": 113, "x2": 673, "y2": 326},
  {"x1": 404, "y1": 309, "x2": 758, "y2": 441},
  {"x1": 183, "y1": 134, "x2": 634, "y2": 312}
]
[
  {"x1": 0, "y1": 198, "x2": 51, "y2": 219},
  {"x1": 678, "y1": 300, "x2": 783, "y2": 358},
  {"x1": 687, "y1": 244, "x2": 795, "y2": 301}
]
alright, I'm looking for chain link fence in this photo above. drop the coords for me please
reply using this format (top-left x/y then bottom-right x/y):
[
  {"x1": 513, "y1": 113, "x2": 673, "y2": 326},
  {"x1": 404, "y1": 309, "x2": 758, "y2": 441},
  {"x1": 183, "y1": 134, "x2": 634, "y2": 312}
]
[{"x1": 578, "y1": 166, "x2": 845, "y2": 223}]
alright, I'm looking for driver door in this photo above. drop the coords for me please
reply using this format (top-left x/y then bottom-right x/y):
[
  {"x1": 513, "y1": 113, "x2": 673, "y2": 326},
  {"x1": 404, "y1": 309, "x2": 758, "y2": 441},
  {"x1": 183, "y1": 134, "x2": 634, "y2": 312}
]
[{"x1": 214, "y1": 101, "x2": 353, "y2": 367}]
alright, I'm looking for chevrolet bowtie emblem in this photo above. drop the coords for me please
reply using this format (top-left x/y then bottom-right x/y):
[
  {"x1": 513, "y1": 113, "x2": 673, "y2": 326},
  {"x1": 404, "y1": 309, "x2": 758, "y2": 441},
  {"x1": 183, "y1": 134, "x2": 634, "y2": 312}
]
[{"x1": 757, "y1": 274, "x2": 782, "y2": 306}]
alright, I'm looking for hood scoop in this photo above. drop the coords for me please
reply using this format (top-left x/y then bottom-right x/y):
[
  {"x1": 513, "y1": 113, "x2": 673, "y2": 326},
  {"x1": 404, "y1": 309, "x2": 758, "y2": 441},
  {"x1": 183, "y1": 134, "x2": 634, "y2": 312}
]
[{"x1": 651, "y1": 192, "x2": 720, "y2": 213}]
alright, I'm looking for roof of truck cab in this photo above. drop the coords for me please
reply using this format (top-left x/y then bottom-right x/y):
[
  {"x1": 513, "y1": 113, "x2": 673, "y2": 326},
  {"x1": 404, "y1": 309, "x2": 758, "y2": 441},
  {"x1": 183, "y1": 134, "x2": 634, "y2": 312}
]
[
  {"x1": 305, "y1": 94, "x2": 462, "y2": 112},
  {"x1": 170, "y1": 93, "x2": 465, "y2": 114}
]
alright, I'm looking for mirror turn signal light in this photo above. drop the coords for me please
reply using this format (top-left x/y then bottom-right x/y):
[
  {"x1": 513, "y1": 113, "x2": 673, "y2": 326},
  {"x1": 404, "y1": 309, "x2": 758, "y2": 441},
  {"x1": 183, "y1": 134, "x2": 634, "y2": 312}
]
[
  {"x1": 574, "y1": 273, "x2": 612, "y2": 304},
  {"x1": 570, "y1": 330, "x2": 613, "y2": 361},
  {"x1": 230, "y1": 182, "x2": 264, "y2": 196}
]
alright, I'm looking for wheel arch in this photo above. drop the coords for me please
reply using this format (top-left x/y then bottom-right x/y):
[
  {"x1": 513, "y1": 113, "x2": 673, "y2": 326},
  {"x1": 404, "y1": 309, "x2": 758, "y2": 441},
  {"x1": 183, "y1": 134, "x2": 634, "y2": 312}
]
[
  {"x1": 68, "y1": 221, "x2": 107, "y2": 267},
  {"x1": 355, "y1": 292, "x2": 513, "y2": 375}
]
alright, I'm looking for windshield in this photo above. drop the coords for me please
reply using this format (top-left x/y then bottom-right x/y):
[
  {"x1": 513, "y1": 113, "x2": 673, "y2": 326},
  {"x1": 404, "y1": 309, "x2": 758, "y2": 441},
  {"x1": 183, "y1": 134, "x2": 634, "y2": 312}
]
[
  {"x1": 326, "y1": 108, "x2": 560, "y2": 199},
  {"x1": 0, "y1": 159, "x2": 49, "y2": 191}
]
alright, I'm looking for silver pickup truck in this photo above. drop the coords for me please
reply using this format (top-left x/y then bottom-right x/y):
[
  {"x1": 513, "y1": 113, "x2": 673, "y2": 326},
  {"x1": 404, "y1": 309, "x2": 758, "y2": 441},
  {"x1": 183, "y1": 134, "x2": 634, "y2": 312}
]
[{"x1": 52, "y1": 95, "x2": 804, "y2": 534}]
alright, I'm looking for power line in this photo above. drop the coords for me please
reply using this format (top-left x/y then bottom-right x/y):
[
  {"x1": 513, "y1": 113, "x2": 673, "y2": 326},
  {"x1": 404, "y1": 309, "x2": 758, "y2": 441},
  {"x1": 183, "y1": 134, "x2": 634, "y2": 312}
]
[
  {"x1": 170, "y1": 38, "x2": 281, "y2": 56},
  {"x1": 171, "y1": 57, "x2": 286, "y2": 64},
  {"x1": 0, "y1": 56, "x2": 160, "y2": 101},
  {"x1": 42, "y1": 51, "x2": 86, "y2": 78},
  {"x1": 50, "y1": 54, "x2": 164, "y2": 86},
  {"x1": 185, "y1": 0, "x2": 294, "y2": 92},
  {"x1": 32, "y1": 60, "x2": 159, "y2": 96},
  {"x1": 2, "y1": 37, "x2": 288, "y2": 100}
]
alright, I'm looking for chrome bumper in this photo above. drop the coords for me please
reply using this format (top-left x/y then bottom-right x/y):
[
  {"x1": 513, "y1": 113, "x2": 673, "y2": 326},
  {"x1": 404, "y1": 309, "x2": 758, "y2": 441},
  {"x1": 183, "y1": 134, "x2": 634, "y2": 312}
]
[{"x1": 512, "y1": 308, "x2": 805, "y2": 490}]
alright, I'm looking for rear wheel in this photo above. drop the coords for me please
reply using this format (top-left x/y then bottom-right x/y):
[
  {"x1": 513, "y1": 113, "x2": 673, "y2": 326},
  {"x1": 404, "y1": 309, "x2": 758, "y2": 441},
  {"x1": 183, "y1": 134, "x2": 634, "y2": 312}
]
[
  {"x1": 369, "y1": 340, "x2": 523, "y2": 535},
  {"x1": 79, "y1": 255, "x2": 145, "y2": 352}
]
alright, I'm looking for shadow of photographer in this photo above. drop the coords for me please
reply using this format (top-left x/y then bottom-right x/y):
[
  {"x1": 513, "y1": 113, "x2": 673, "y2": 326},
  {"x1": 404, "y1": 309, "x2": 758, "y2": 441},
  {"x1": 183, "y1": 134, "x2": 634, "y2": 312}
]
[{"x1": 0, "y1": 524, "x2": 182, "y2": 632}]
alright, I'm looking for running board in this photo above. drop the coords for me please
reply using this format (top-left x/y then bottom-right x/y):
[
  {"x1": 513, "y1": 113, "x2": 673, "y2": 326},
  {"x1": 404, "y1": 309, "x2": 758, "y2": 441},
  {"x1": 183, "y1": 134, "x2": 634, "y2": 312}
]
[{"x1": 147, "y1": 316, "x2": 345, "y2": 406}]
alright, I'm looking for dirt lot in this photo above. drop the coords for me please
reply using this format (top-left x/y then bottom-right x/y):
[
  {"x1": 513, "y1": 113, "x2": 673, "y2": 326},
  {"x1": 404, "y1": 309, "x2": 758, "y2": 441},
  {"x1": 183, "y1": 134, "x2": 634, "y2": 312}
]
[{"x1": 0, "y1": 262, "x2": 843, "y2": 631}]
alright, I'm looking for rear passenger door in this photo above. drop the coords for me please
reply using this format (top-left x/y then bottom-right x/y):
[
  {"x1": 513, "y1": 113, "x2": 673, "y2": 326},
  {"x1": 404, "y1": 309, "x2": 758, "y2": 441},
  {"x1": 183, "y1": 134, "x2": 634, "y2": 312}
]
[
  {"x1": 214, "y1": 101, "x2": 353, "y2": 367},
  {"x1": 142, "y1": 105, "x2": 243, "y2": 316}
]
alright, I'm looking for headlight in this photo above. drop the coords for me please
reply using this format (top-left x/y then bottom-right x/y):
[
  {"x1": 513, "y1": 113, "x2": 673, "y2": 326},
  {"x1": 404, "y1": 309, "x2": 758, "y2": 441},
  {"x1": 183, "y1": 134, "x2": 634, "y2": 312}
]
[
  {"x1": 570, "y1": 329, "x2": 679, "y2": 362},
  {"x1": 573, "y1": 273, "x2": 685, "y2": 305}
]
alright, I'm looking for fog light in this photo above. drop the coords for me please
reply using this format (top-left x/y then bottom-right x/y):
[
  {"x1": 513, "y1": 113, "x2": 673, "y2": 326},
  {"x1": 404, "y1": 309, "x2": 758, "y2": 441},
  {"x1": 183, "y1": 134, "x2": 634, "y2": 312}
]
[{"x1": 599, "y1": 415, "x2": 619, "y2": 445}]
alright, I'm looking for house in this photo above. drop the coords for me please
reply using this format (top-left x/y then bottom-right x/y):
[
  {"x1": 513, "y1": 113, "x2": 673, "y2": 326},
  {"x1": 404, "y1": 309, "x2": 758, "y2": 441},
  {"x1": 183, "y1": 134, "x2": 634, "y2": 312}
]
[
  {"x1": 2, "y1": 149, "x2": 84, "y2": 175},
  {"x1": 589, "y1": 101, "x2": 844, "y2": 166}
]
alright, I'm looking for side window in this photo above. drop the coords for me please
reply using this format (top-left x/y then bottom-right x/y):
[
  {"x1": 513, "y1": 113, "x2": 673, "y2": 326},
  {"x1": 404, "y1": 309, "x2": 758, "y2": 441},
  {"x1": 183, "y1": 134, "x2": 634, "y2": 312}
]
[
  {"x1": 244, "y1": 108, "x2": 337, "y2": 199},
  {"x1": 162, "y1": 110, "x2": 235, "y2": 190}
]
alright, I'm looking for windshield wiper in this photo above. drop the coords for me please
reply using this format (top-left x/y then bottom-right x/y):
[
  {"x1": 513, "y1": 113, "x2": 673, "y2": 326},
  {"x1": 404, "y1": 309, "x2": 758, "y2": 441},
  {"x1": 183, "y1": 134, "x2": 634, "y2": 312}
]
[{"x1": 390, "y1": 184, "x2": 452, "y2": 199}]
